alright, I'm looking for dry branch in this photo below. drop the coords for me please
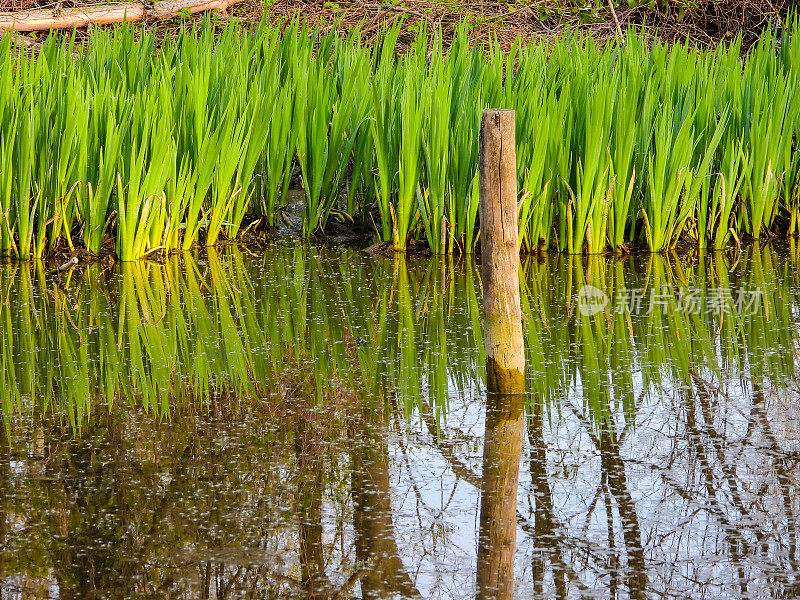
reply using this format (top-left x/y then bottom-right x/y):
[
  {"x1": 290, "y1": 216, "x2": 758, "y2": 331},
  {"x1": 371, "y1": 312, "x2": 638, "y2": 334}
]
[{"x1": 0, "y1": 0, "x2": 245, "y2": 31}]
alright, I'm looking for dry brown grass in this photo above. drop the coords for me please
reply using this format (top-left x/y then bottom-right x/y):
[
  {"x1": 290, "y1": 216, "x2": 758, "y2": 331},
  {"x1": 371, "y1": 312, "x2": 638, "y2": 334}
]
[{"x1": 2, "y1": 1, "x2": 793, "y2": 50}]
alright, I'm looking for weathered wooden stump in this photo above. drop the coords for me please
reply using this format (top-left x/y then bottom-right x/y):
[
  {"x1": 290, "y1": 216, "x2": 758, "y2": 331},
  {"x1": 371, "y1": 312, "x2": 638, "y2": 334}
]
[
  {"x1": 478, "y1": 109, "x2": 525, "y2": 395},
  {"x1": 476, "y1": 108, "x2": 526, "y2": 600}
]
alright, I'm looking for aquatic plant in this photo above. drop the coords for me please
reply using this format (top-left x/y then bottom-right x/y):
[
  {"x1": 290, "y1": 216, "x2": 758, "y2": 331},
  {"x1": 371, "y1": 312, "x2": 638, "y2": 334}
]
[
  {"x1": 0, "y1": 17, "x2": 799, "y2": 258},
  {"x1": 394, "y1": 62, "x2": 426, "y2": 252},
  {"x1": 295, "y1": 29, "x2": 369, "y2": 239}
]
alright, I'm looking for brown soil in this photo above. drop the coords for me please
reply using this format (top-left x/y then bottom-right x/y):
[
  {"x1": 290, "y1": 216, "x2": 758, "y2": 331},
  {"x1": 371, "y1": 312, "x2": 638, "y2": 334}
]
[{"x1": 2, "y1": 0, "x2": 794, "y2": 49}]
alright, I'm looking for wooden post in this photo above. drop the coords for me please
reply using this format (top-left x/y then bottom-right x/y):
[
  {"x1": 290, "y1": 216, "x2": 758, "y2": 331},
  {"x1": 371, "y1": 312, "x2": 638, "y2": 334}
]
[
  {"x1": 478, "y1": 109, "x2": 524, "y2": 394},
  {"x1": 476, "y1": 109, "x2": 526, "y2": 600}
]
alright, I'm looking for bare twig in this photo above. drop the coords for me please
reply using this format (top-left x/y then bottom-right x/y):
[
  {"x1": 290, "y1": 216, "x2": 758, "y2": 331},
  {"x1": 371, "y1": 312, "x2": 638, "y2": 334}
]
[{"x1": 608, "y1": 0, "x2": 623, "y2": 40}]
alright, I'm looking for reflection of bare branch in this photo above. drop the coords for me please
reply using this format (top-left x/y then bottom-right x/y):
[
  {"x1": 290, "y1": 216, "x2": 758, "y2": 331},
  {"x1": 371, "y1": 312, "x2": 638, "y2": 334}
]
[
  {"x1": 295, "y1": 415, "x2": 333, "y2": 599},
  {"x1": 751, "y1": 381, "x2": 800, "y2": 580},
  {"x1": 692, "y1": 372, "x2": 754, "y2": 530},
  {"x1": 421, "y1": 394, "x2": 593, "y2": 595},
  {"x1": 417, "y1": 396, "x2": 481, "y2": 489},
  {"x1": 568, "y1": 400, "x2": 648, "y2": 599},
  {"x1": 565, "y1": 400, "x2": 602, "y2": 448},
  {"x1": 599, "y1": 427, "x2": 648, "y2": 600},
  {"x1": 0, "y1": 410, "x2": 8, "y2": 561},
  {"x1": 391, "y1": 396, "x2": 459, "y2": 528},
  {"x1": 602, "y1": 472, "x2": 619, "y2": 600},
  {"x1": 683, "y1": 381, "x2": 750, "y2": 593},
  {"x1": 330, "y1": 562, "x2": 371, "y2": 600},
  {"x1": 349, "y1": 399, "x2": 422, "y2": 600},
  {"x1": 689, "y1": 371, "x2": 800, "y2": 588},
  {"x1": 652, "y1": 372, "x2": 800, "y2": 596},
  {"x1": 36, "y1": 407, "x2": 308, "y2": 599},
  {"x1": 528, "y1": 400, "x2": 568, "y2": 599}
]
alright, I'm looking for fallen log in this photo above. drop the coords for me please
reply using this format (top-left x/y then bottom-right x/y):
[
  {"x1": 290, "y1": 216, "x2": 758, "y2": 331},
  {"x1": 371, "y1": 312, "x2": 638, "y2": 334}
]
[{"x1": 0, "y1": 0, "x2": 246, "y2": 32}]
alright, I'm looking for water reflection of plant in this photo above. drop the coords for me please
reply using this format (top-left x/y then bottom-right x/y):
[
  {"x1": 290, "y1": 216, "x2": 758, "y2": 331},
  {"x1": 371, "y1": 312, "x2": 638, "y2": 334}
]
[
  {"x1": 2, "y1": 243, "x2": 800, "y2": 597},
  {"x1": 0, "y1": 253, "x2": 426, "y2": 598},
  {"x1": 521, "y1": 246, "x2": 800, "y2": 430},
  {"x1": 511, "y1": 246, "x2": 800, "y2": 598},
  {"x1": 0, "y1": 243, "x2": 799, "y2": 435}
]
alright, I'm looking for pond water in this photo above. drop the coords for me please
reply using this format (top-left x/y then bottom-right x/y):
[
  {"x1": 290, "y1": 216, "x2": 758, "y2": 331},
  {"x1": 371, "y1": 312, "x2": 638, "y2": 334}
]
[{"x1": 1, "y1": 241, "x2": 799, "y2": 599}]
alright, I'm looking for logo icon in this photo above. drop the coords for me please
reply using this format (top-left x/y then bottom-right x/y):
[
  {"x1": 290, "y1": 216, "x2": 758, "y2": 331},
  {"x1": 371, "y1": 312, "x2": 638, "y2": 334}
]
[{"x1": 577, "y1": 284, "x2": 609, "y2": 317}]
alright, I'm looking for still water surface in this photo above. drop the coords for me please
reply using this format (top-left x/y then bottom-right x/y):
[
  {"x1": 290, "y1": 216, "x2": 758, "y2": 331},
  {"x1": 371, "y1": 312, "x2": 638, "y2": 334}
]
[{"x1": 1, "y1": 241, "x2": 799, "y2": 599}]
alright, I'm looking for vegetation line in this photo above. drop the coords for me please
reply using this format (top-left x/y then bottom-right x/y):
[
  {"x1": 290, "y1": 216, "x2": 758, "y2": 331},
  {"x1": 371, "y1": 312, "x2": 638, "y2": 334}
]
[{"x1": 1, "y1": 17, "x2": 800, "y2": 261}]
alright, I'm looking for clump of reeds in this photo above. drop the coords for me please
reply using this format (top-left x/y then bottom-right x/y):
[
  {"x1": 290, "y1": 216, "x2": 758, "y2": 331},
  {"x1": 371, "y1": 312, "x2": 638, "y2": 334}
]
[{"x1": 1, "y1": 16, "x2": 800, "y2": 258}]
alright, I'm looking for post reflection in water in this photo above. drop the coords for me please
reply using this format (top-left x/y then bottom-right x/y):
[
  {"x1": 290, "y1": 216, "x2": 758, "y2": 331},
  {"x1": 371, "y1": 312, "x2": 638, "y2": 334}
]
[
  {"x1": 0, "y1": 241, "x2": 800, "y2": 598},
  {"x1": 477, "y1": 392, "x2": 525, "y2": 600}
]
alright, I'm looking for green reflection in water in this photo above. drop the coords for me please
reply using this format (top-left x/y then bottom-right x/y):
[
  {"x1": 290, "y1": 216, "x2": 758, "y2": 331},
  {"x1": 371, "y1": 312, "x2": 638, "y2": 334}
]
[
  {"x1": 522, "y1": 246, "x2": 800, "y2": 428},
  {"x1": 0, "y1": 242, "x2": 799, "y2": 432},
  {"x1": 1, "y1": 240, "x2": 800, "y2": 598},
  {"x1": 0, "y1": 243, "x2": 486, "y2": 431}
]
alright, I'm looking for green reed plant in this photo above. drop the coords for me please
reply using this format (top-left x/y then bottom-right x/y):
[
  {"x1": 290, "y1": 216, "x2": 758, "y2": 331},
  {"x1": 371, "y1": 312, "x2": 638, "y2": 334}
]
[
  {"x1": 0, "y1": 150, "x2": 11, "y2": 257},
  {"x1": 394, "y1": 61, "x2": 427, "y2": 251},
  {"x1": 295, "y1": 32, "x2": 368, "y2": 238},
  {"x1": 204, "y1": 107, "x2": 247, "y2": 247},
  {"x1": 0, "y1": 112, "x2": 16, "y2": 257},
  {"x1": 331, "y1": 29, "x2": 373, "y2": 221},
  {"x1": 710, "y1": 136, "x2": 745, "y2": 249},
  {"x1": 145, "y1": 78, "x2": 181, "y2": 254},
  {"x1": 2, "y1": 19, "x2": 800, "y2": 260},
  {"x1": 511, "y1": 50, "x2": 556, "y2": 253},
  {"x1": 608, "y1": 64, "x2": 642, "y2": 253},
  {"x1": 258, "y1": 81, "x2": 296, "y2": 226},
  {"x1": 347, "y1": 118, "x2": 376, "y2": 223},
  {"x1": 31, "y1": 68, "x2": 75, "y2": 258},
  {"x1": 445, "y1": 29, "x2": 486, "y2": 254},
  {"x1": 115, "y1": 108, "x2": 174, "y2": 261},
  {"x1": 682, "y1": 108, "x2": 729, "y2": 245},
  {"x1": 418, "y1": 34, "x2": 452, "y2": 255},
  {"x1": 227, "y1": 108, "x2": 269, "y2": 240},
  {"x1": 223, "y1": 61, "x2": 272, "y2": 240},
  {"x1": 785, "y1": 148, "x2": 800, "y2": 236},
  {"x1": 79, "y1": 92, "x2": 129, "y2": 255},
  {"x1": 740, "y1": 70, "x2": 796, "y2": 238},
  {"x1": 781, "y1": 25, "x2": 800, "y2": 233},
  {"x1": 370, "y1": 24, "x2": 402, "y2": 243},
  {"x1": 13, "y1": 98, "x2": 38, "y2": 259},
  {"x1": 566, "y1": 75, "x2": 614, "y2": 254},
  {"x1": 641, "y1": 94, "x2": 696, "y2": 252}
]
